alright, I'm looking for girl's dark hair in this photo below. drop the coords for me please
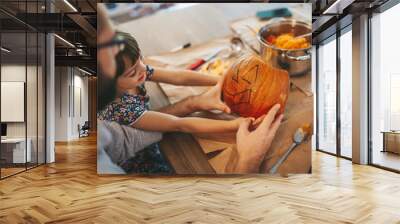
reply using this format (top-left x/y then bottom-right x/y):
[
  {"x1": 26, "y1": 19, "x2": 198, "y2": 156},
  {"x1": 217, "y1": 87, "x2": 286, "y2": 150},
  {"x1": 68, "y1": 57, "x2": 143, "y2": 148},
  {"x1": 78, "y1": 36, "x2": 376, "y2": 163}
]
[
  {"x1": 97, "y1": 65, "x2": 117, "y2": 111},
  {"x1": 115, "y1": 31, "x2": 141, "y2": 76},
  {"x1": 99, "y1": 32, "x2": 140, "y2": 111}
]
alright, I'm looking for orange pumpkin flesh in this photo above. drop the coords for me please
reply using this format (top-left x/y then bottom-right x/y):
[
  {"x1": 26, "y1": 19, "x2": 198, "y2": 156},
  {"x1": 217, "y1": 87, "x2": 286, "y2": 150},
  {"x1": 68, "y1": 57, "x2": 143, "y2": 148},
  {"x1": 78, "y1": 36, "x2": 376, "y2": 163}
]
[{"x1": 222, "y1": 54, "x2": 289, "y2": 118}]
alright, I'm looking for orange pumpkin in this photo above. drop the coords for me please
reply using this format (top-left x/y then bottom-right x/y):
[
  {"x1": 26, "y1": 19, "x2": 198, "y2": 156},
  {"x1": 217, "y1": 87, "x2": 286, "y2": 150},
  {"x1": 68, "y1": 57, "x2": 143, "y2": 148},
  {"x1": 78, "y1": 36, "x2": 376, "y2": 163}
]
[{"x1": 222, "y1": 54, "x2": 289, "y2": 118}]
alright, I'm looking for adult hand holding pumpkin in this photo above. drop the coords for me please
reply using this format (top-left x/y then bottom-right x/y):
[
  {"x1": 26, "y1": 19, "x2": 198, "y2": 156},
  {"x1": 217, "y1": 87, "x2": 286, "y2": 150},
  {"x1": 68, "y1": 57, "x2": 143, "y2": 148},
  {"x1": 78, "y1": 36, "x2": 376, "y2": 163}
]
[{"x1": 233, "y1": 104, "x2": 283, "y2": 173}]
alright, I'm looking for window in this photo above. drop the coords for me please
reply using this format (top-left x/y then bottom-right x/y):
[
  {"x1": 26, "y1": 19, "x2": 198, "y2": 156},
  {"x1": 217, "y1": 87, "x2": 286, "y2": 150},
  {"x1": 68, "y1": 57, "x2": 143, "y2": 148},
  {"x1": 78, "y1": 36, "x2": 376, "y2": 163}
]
[
  {"x1": 370, "y1": 2, "x2": 400, "y2": 171},
  {"x1": 339, "y1": 27, "x2": 352, "y2": 158},
  {"x1": 390, "y1": 74, "x2": 400, "y2": 130},
  {"x1": 317, "y1": 35, "x2": 337, "y2": 154},
  {"x1": 0, "y1": 0, "x2": 47, "y2": 179}
]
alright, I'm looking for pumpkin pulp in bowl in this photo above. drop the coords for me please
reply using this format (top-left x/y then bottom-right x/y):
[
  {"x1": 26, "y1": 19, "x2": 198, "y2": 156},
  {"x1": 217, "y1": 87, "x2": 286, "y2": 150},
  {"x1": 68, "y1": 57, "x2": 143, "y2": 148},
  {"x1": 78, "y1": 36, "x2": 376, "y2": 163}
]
[{"x1": 266, "y1": 33, "x2": 310, "y2": 50}]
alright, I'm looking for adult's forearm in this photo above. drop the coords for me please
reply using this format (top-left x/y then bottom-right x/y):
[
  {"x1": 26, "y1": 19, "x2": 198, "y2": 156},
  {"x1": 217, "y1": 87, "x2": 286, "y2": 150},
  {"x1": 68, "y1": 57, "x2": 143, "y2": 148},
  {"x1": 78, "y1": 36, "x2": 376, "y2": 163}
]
[
  {"x1": 234, "y1": 157, "x2": 261, "y2": 173},
  {"x1": 99, "y1": 120, "x2": 162, "y2": 166},
  {"x1": 225, "y1": 145, "x2": 262, "y2": 174}
]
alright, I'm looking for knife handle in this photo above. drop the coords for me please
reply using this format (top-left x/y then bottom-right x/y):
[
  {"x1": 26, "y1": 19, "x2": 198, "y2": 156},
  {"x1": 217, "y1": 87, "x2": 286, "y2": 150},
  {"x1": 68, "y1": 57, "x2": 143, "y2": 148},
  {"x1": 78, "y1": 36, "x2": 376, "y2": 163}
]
[{"x1": 187, "y1": 59, "x2": 206, "y2": 70}]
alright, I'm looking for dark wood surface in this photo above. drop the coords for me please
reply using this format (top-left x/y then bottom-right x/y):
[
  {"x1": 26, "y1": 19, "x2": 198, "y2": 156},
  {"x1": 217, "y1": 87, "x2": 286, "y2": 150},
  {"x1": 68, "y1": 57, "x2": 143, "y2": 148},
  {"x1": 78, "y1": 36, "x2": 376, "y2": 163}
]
[
  {"x1": 159, "y1": 133, "x2": 215, "y2": 174},
  {"x1": 382, "y1": 131, "x2": 400, "y2": 154},
  {"x1": 146, "y1": 81, "x2": 215, "y2": 174}
]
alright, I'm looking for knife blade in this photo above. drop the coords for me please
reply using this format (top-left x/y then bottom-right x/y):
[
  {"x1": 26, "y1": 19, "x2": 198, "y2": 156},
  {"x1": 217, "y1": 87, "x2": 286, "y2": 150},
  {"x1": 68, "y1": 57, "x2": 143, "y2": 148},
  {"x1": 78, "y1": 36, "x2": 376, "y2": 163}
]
[{"x1": 187, "y1": 49, "x2": 222, "y2": 70}]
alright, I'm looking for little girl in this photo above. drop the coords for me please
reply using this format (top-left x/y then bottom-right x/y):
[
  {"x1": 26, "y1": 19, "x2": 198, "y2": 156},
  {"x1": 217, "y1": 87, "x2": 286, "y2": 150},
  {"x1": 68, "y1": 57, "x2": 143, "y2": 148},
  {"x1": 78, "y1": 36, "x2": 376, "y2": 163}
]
[{"x1": 98, "y1": 32, "x2": 250, "y2": 173}]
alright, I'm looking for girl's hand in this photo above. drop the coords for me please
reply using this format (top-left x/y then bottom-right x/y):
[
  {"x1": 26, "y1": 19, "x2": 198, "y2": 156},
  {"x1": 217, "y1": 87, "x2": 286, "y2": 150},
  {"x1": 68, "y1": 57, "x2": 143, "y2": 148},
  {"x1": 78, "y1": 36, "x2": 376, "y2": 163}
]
[
  {"x1": 192, "y1": 74, "x2": 231, "y2": 113},
  {"x1": 233, "y1": 117, "x2": 254, "y2": 130}
]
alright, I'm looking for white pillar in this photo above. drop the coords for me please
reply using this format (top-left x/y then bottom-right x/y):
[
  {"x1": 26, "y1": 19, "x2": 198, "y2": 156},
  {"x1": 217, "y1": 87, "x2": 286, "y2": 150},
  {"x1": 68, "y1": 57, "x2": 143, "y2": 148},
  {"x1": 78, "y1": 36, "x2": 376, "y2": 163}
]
[
  {"x1": 46, "y1": 32, "x2": 55, "y2": 163},
  {"x1": 352, "y1": 14, "x2": 369, "y2": 164}
]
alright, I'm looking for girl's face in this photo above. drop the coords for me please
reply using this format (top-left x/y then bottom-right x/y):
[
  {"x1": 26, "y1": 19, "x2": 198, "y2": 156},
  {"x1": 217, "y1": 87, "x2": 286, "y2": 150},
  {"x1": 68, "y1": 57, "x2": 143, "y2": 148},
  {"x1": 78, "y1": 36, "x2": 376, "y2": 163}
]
[{"x1": 117, "y1": 55, "x2": 147, "y2": 91}]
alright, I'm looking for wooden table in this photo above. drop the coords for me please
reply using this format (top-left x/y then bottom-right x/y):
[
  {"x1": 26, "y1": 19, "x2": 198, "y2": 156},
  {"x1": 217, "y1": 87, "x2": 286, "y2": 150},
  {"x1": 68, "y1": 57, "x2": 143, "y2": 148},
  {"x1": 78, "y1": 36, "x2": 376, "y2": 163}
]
[
  {"x1": 146, "y1": 39, "x2": 312, "y2": 174},
  {"x1": 381, "y1": 131, "x2": 400, "y2": 155},
  {"x1": 145, "y1": 13, "x2": 312, "y2": 174},
  {"x1": 146, "y1": 81, "x2": 215, "y2": 174}
]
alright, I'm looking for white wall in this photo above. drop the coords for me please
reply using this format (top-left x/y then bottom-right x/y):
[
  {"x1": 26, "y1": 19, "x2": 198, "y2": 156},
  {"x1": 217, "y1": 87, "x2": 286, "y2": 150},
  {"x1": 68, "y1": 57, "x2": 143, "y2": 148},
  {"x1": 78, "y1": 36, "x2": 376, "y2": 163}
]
[
  {"x1": 1, "y1": 64, "x2": 46, "y2": 164},
  {"x1": 370, "y1": 4, "x2": 400, "y2": 158},
  {"x1": 71, "y1": 72, "x2": 89, "y2": 139},
  {"x1": 54, "y1": 66, "x2": 69, "y2": 141},
  {"x1": 1, "y1": 65, "x2": 42, "y2": 138},
  {"x1": 54, "y1": 67, "x2": 89, "y2": 141},
  {"x1": 1, "y1": 65, "x2": 26, "y2": 139}
]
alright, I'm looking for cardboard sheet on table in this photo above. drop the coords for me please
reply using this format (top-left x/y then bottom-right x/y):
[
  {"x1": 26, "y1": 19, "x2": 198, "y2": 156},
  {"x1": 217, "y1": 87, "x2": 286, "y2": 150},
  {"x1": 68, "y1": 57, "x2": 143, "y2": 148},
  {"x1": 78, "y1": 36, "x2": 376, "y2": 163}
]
[
  {"x1": 208, "y1": 146, "x2": 233, "y2": 174},
  {"x1": 197, "y1": 137, "x2": 232, "y2": 154}
]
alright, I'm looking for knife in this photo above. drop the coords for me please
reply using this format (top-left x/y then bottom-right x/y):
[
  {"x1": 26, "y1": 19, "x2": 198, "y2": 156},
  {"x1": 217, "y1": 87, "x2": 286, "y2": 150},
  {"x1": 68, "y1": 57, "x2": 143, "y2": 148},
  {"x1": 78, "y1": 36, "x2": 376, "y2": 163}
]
[{"x1": 187, "y1": 49, "x2": 222, "y2": 70}]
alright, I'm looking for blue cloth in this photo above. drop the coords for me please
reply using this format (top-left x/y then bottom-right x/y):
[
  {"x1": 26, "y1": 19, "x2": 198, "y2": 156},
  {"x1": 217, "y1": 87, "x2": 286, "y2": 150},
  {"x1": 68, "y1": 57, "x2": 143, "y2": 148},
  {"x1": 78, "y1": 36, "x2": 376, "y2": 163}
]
[{"x1": 120, "y1": 143, "x2": 172, "y2": 174}]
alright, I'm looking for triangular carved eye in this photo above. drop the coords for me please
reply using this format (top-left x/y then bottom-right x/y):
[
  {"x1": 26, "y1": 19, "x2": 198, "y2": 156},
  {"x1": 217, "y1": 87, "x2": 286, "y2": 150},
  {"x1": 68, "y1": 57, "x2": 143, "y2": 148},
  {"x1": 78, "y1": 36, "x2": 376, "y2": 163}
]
[
  {"x1": 233, "y1": 89, "x2": 251, "y2": 105},
  {"x1": 232, "y1": 61, "x2": 242, "y2": 83},
  {"x1": 240, "y1": 64, "x2": 259, "y2": 85}
]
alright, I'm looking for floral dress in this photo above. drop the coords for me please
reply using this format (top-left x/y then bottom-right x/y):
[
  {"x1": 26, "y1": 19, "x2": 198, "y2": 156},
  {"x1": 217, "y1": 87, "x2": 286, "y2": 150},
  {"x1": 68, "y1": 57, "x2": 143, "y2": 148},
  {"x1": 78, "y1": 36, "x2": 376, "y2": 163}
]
[{"x1": 98, "y1": 65, "x2": 172, "y2": 174}]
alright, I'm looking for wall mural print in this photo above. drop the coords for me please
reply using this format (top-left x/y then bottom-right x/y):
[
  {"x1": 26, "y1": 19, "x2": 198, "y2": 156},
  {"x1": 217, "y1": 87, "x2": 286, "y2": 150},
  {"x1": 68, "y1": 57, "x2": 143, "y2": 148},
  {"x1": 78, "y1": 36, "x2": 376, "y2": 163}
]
[{"x1": 97, "y1": 3, "x2": 313, "y2": 175}]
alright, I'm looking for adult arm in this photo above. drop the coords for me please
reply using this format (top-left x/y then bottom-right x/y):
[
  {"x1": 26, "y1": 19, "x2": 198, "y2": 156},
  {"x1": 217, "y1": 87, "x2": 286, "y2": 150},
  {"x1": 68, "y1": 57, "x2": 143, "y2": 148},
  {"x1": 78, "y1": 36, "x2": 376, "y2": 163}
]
[
  {"x1": 98, "y1": 119, "x2": 163, "y2": 167},
  {"x1": 225, "y1": 104, "x2": 283, "y2": 173}
]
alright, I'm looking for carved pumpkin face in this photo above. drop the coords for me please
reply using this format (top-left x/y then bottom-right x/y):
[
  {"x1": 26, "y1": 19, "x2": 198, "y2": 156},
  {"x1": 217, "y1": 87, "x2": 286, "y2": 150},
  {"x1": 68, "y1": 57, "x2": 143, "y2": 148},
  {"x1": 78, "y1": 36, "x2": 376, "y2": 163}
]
[{"x1": 222, "y1": 54, "x2": 289, "y2": 118}]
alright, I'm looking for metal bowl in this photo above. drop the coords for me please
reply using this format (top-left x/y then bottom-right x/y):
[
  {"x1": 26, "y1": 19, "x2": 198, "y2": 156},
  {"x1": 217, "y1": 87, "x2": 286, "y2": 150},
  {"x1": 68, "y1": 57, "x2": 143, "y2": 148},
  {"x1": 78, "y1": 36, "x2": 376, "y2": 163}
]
[{"x1": 257, "y1": 18, "x2": 311, "y2": 76}]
